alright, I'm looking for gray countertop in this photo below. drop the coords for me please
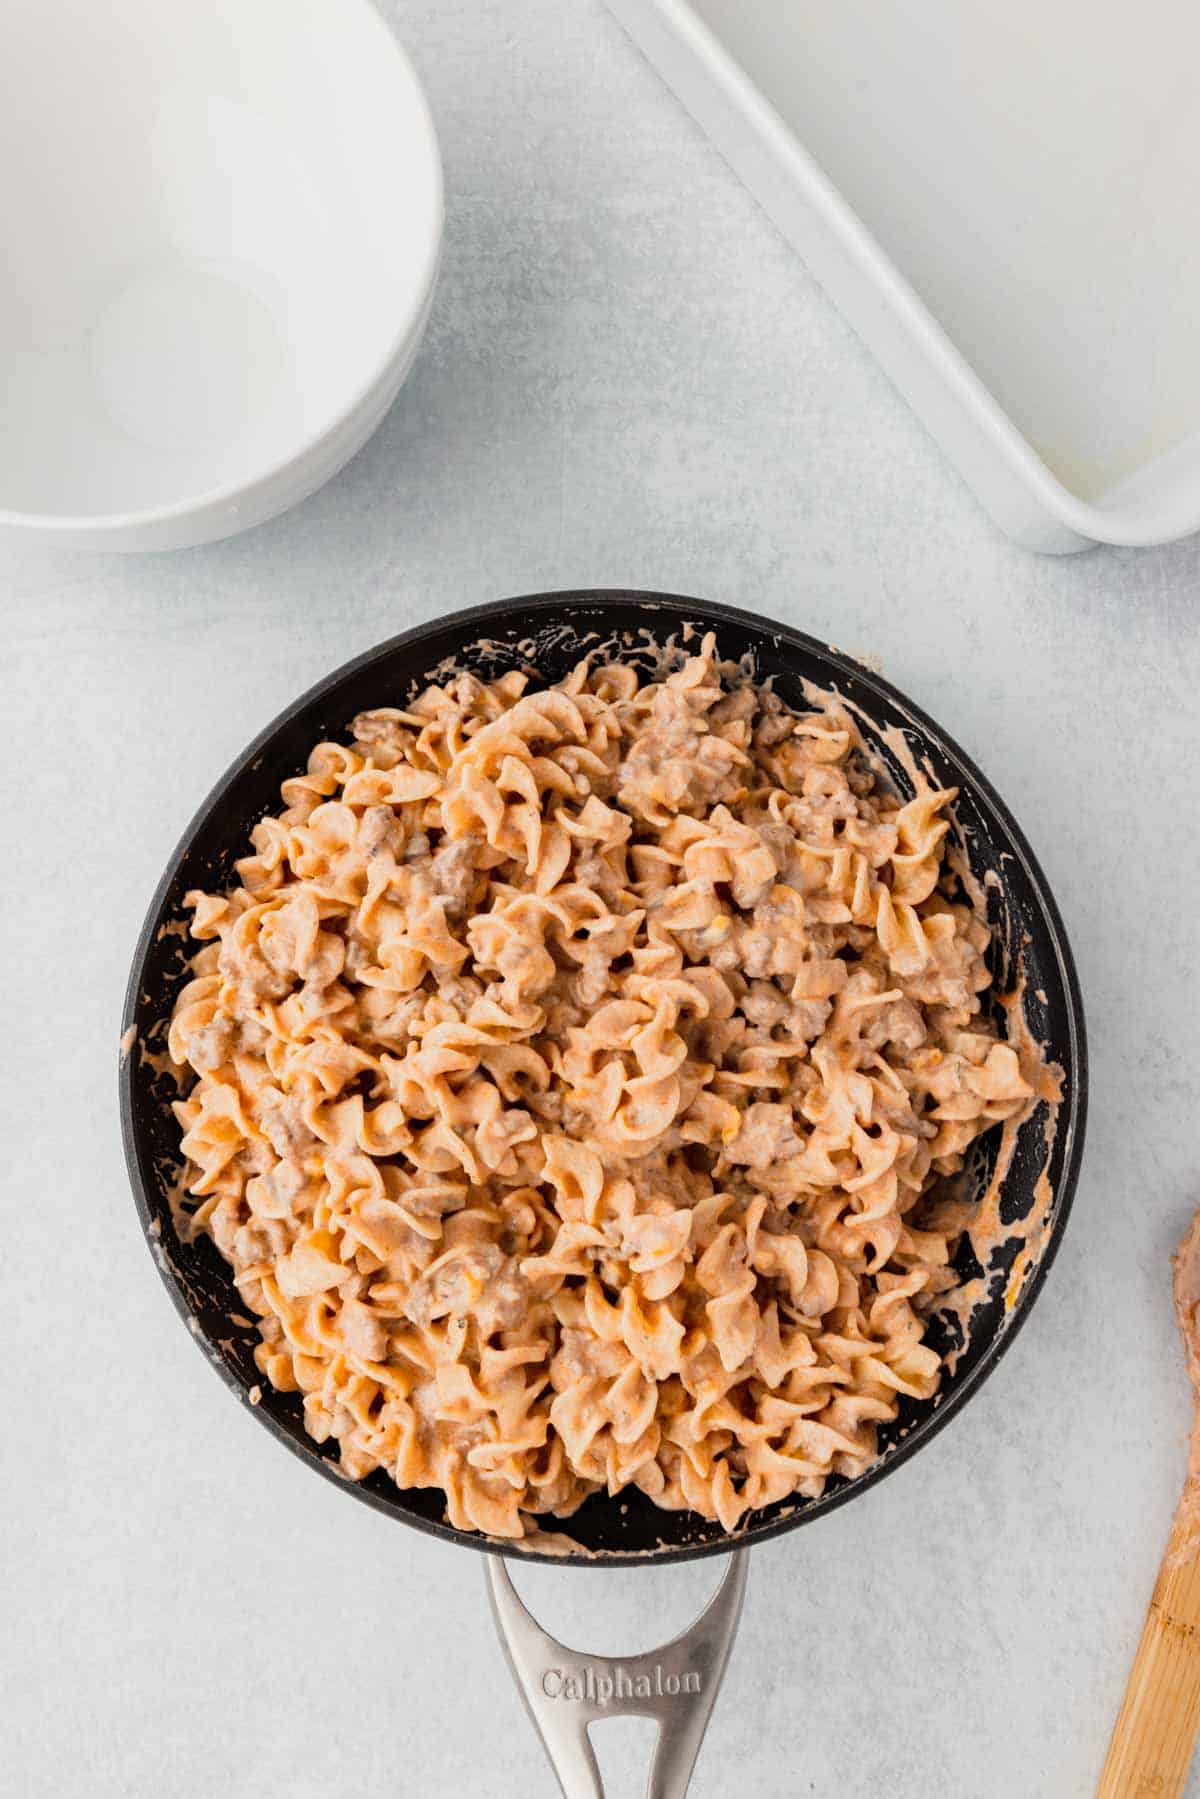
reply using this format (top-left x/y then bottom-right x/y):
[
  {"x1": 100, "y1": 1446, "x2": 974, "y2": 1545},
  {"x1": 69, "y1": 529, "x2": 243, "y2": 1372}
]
[{"x1": 4, "y1": 3, "x2": 1199, "y2": 1794}]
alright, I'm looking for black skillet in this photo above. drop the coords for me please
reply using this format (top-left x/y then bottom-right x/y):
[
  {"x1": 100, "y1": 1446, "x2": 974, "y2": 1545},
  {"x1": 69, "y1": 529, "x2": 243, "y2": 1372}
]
[{"x1": 121, "y1": 591, "x2": 1087, "y2": 1797}]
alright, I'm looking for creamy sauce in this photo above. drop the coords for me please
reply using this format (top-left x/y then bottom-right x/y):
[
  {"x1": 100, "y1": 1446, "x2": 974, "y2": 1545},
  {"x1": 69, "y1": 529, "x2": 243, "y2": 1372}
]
[{"x1": 147, "y1": 624, "x2": 1067, "y2": 1546}]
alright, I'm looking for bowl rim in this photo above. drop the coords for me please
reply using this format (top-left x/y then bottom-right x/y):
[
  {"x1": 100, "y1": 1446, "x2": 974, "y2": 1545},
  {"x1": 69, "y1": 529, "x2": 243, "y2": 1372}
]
[
  {"x1": 120, "y1": 589, "x2": 1089, "y2": 1565},
  {"x1": 0, "y1": 0, "x2": 443, "y2": 538}
]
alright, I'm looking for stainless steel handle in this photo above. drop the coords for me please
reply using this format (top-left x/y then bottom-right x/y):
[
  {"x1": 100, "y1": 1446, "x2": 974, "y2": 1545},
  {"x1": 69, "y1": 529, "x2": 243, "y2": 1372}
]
[{"x1": 486, "y1": 1548, "x2": 749, "y2": 1799}]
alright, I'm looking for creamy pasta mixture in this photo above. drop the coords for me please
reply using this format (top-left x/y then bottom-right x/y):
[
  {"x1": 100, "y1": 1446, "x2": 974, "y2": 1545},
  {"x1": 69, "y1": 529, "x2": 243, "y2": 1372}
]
[{"x1": 168, "y1": 636, "x2": 1041, "y2": 1537}]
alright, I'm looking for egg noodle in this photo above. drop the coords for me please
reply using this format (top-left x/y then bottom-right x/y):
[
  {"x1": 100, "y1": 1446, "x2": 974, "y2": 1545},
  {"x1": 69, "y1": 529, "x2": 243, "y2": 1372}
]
[{"x1": 168, "y1": 635, "x2": 1040, "y2": 1537}]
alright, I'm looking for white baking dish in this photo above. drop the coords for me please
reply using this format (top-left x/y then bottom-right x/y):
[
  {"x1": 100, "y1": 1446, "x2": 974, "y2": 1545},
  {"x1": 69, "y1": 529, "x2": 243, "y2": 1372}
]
[{"x1": 606, "y1": 0, "x2": 1200, "y2": 553}]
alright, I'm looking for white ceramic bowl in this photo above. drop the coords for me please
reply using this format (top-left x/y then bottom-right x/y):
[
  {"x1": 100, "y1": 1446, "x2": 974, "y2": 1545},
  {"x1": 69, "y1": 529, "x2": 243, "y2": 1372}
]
[{"x1": 0, "y1": 0, "x2": 442, "y2": 550}]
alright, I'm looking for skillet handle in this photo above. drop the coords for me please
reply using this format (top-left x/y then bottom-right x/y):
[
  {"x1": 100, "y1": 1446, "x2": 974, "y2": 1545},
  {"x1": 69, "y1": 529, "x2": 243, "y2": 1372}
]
[{"x1": 485, "y1": 1547, "x2": 748, "y2": 1799}]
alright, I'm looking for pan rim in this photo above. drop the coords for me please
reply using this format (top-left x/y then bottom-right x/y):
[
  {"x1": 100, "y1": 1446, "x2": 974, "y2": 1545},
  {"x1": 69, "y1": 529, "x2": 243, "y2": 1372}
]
[{"x1": 120, "y1": 588, "x2": 1088, "y2": 1567}]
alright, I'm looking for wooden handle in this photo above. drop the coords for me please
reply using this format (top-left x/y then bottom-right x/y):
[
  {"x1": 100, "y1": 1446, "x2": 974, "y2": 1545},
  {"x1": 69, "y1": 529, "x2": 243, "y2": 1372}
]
[{"x1": 1098, "y1": 1481, "x2": 1200, "y2": 1797}]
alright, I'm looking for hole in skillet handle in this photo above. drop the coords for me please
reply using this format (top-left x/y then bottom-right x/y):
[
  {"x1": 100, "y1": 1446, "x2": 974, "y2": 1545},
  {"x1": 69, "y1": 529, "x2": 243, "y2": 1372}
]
[{"x1": 119, "y1": 589, "x2": 1088, "y2": 1567}]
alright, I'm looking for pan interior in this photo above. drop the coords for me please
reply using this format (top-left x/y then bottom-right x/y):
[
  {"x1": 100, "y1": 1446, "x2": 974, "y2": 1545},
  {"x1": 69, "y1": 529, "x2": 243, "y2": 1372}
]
[{"x1": 122, "y1": 593, "x2": 1085, "y2": 1564}]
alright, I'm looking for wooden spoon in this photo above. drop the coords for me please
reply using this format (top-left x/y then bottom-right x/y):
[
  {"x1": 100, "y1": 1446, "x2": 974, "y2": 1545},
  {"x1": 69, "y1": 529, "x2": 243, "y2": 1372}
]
[{"x1": 1098, "y1": 1211, "x2": 1200, "y2": 1797}]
